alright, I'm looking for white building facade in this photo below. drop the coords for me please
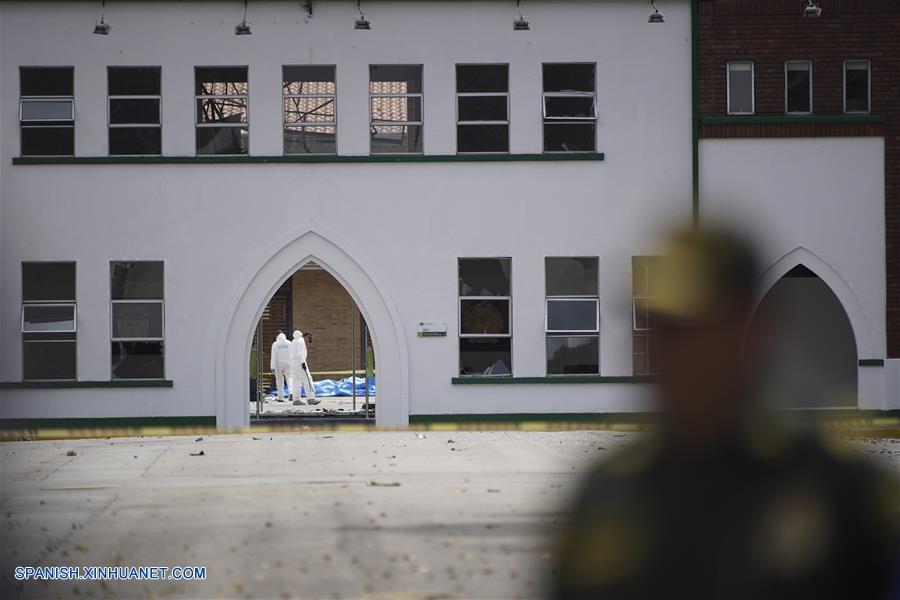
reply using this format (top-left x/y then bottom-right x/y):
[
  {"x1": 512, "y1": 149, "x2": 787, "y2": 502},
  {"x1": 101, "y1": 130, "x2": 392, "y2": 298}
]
[{"x1": 0, "y1": 1, "x2": 894, "y2": 429}]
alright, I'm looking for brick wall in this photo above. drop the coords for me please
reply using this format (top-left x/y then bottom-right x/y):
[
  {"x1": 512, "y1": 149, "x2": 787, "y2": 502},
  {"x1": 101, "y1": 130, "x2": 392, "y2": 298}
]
[
  {"x1": 291, "y1": 269, "x2": 366, "y2": 373},
  {"x1": 698, "y1": 0, "x2": 900, "y2": 357}
]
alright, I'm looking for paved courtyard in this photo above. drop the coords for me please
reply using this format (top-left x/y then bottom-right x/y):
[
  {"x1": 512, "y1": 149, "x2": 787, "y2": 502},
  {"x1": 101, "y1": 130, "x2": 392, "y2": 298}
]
[{"x1": 1, "y1": 430, "x2": 897, "y2": 599}]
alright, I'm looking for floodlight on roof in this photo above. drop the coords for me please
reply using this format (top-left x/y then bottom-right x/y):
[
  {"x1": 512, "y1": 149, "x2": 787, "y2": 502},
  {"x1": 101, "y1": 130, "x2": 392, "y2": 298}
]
[
  {"x1": 93, "y1": 0, "x2": 111, "y2": 35},
  {"x1": 355, "y1": 0, "x2": 371, "y2": 30},
  {"x1": 304, "y1": 1, "x2": 313, "y2": 18},
  {"x1": 235, "y1": 0, "x2": 252, "y2": 35},
  {"x1": 648, "y1": 0, "x2": 665, "y2": 23},
  {"x1": 513, "y1": 0, "x2": 530, "y2": 31},
  {"x1": 802, "y1": 0, "x2": 822, "y2": 18}
]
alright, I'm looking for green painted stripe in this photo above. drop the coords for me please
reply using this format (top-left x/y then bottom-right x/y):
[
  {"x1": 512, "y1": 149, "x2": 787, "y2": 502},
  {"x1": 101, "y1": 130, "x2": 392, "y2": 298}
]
[
  {"x1": 12, "y1": 153, "x2": 604, "y2": 166},
  {"x1": 699, "y1": 115, "x2": 886, "y2": 125},
  {"x1": 858, "y1": 359, "x2": 885, "y2": 366},
  {"x1": 0, "y1": 416, "x2": 214, "y2": 429},
  {"x1": 411, "y1": 412, "x2": 661, "y2": 424},
  {"x1": 0, "y1": 380, "x2": 173, "y2": 389},
  {"x1": 451, "y1": 375, "x2": 656, "y2": 384}
]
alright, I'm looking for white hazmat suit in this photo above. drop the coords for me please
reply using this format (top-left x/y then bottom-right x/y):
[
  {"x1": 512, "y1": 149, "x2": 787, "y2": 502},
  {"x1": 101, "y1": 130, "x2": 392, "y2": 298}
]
[
  {"x1": 270, "y1": 332, "x2": 292, "y2": 402},
  {"x1": 290, "y1": 330, "x2": 319, "y2": 405}
]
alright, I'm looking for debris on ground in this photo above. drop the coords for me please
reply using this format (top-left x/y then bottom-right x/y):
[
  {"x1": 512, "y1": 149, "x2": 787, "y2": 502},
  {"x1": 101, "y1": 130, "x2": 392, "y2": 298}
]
[
  {"x1": 415, "y1": 433, "x2": 427, "y2": 440},
  {"x1": 367, "y1": 481, "x2": 401, "y2": 487},
  {"x1": 447, "y1": 439, "x2": 456, "y2": 444},
  {"x1": 189, "y1": 450, "x2": 205, "y2": 457},
  {"x1": 66, "y1": 450, "x2": 77, "y2": 457},
  {"x1": 195, "y1": 437, "x2": 203, "y2": 442}
]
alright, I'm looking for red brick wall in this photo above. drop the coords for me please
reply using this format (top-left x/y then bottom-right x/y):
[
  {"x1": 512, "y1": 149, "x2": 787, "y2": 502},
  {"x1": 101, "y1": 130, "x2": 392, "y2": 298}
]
[
  {"x1": 291, "y1": 269, "x2": 365, "y2": 373},
  {"x1": 698, "y1": 0, "x2": 900, "y2": 357}
]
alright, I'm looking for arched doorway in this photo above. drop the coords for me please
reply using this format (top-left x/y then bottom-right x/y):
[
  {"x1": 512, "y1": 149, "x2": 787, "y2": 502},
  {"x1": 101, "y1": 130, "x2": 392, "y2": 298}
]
[
  {"x1": 215, "y1": 230, "x2": 409, "y2": 429},
  {"x1": 749, "y1": 264, "x2": 857, "y2": 408}
]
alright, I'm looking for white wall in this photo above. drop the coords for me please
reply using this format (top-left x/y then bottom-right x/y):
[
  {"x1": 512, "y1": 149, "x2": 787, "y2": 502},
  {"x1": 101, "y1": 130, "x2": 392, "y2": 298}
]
[
  {"x1": 0, "y1": 1, "x2": 690, "y2": 425},
  {"x1": 699, "y1": 137, "x2": 889, "y2": 409}
]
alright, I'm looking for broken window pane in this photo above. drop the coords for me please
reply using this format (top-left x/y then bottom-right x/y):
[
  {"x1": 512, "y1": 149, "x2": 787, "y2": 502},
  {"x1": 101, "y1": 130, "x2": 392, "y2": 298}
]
[
  {"x1": 547, "y1": 336, "x2": 599, "y2": 375},
  {"x1": 195, "y1": 67, "x2": 248, "y2": 95},
  {"x1": 370, "y1": 65, "x2": 422, "y2": 93},
  {"x1": 283, "y1": 65, "x2": 336, "y2": 95},
  {"x1": 544, "y1": 96, "x2": 595, "y2": 119},
  {"x1": 284, "y1": 126, "x2": 336, "y2": 154},
  {"x1": 459, "y1": 258, "x2": 511, "y2": 296},
  {"x1": 543, "y1": 64, "x2": 596, "y2": 152},
  {"x1": 786, "y1": 62, "x2": 811, "y2": 113},
  {"x1": 196, "y1": 126, "x2": 248, "y2": 154},
  {"x1": 23, "y1": 263, "x2": 75, "y2": 302},
  {"x1": 547, "y1": 299, "x2": 598, "y2": 332},
  {"x1": 20, "y1": 67, "x2": 73, "y2": 96},
  {"x1": 727, "y1": 62, "x2": 754, "y2": 114},
  {"x1": 108, "y1": 67, "x2": 160, "y2": 96},
  {"x1": 370, "y1": 97, "x2": 422, "y2": 123},
  {"x1": 24, "y1": 341, "x2": 76, "y2": 380},
  {"x1": 460, "y1": 299, "x2": 510, "y2": 335},
  {"x1": 369, "y1": 125, "x2": 422, "y2": 153},
  {"x1": 112, "y1": 341, "x2": 164, "y2": 379},
  {"x1": 845, "y1": 61, "x2": 869, "y2": 113},
  {"x1": 197, "y1": 98, "x2": 248, "y2": 124},
  {"x1": 283, "y1": 97, "x2": 334, "y2": 124},
  {"x1": 459, "y1": 337, "x2": 511, "y2": 376},
  {"x1": 545, "y1": 257, "x2": 598, "y2": 296}
]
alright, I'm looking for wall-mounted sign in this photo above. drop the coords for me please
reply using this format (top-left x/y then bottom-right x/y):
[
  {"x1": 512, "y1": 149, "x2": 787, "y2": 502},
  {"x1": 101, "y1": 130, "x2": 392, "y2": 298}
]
[{"x1": 417, "y1": 321, "x2": 447, "y2": 337}]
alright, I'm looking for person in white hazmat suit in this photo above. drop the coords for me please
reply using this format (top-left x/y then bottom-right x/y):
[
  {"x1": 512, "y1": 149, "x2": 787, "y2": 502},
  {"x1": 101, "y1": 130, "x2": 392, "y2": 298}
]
[
  {"x1": 290, "y1": 330, "x2": 320, "y2": 406},
  {"x1": 270, "y1": 331, "x2": 292, "y2": 402}
]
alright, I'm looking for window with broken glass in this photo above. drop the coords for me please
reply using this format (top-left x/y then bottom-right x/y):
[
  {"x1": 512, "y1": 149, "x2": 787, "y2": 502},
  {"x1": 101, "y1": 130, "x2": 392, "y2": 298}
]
[
  {"x1": 545, "y1": 257, "x2": 599, "y2": 375},
  {"x1": 111, "y1": 261, "x2": 165, "y2": 380},
  {"x1": 542, "y1": 63, "x2": 596, "y2": 153},
  {"x1": 22, "y1": 262, "x2": 77, "y2": 380},
  {"x1": 19, "y1": 67, "x2": 74, "y2": 156},
  {"x1": 459, "y1": 258, "x2": 512, "y2": 377},
  {"x1": 108, "y1": 67, "x2": 161, "y2": 155},
  {"x1": 195, "y1": 66, "x2": 248, "y2": 155},
  {"x1": 456, "y1": 64, "x2": 509, "y2": 153},
  {"x1": 283, "y1": 65, "x2": 336, "y2": 155},
  {"x1": 370, "y1": 65, "x2": 423, "y2": 154}
]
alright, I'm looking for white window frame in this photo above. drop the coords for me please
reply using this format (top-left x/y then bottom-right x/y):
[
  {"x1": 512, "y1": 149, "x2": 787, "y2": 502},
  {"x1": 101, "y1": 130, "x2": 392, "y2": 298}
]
[
  {"x1": 843, "y1": 59, "x2": 871, "y2": 114},
  {"x1": 458, "y1": 296, "x2": 512, "y2": 337},
  {"x1": 785, "y1": 61, "x2": 813, "y2": 115},
  {"x1": 542, "y1": 94, "x2": 597, "y2": 121},
  {"x1": 545, "y1": 298, "x2": 600, "y2": 334},
  {"x1": 726, "y1": 62, "x2": 755, "y2": 115},
  {"x1": 19, "y1": 98, "x2": 75, "y2": 122},
  {"x1": 455, "y1": 64, "x2": 510, "y2": 155},
  {"x1": 108, "y1": 66, "x2": 162, "y2": 157},
  {"x1": 458, "y1": 257, "x2": 512, "y2": 377},
  {"x1": 19, "y1": 67, "x2": 75, "y2": 158},
  {"x1": 283, "y1": 64, "x2": 337, "y2": 155},
  {"x1": 369, "y1": 64, "x2": 424, "y2": 155},
  {"x1": 110, "y1": 299, "x2": 165, "y2": 342},
  {"x1": 542, "y1": 63, "x2": 597, "y2": 153},
  {"x1": 22, "y1": 303, "x2": 77, "y2": 333},
  {"x1": 632, "y1": 297, "x2": 654, "y2": 332},
  {"x1": 21, "y1": 261, "x2": 77, "y2": 381},
  {"x1": 194, "y1": 66, "x2": 249, "y2": 153}
]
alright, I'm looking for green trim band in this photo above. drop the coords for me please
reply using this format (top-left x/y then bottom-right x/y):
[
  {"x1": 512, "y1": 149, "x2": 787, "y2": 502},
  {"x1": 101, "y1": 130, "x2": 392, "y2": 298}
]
[
  {"x1": 0, "y1": 416, "x2": 214, "y2": 429},
  {"x1": 858, "y1": 359, "x2": 885, "y2": 367},
  {"x1": 12, "y1": 153, "x2": 604, "y2": 166},
  {"x1": 0, "y1": 380, "x2": 174, "y2": 389},
  {"x1": 451, "y1": 375, "x2": 656, "y2": 385},
  {"x1": 700, "y1": 115, "x2": 886, "y2": 125}
]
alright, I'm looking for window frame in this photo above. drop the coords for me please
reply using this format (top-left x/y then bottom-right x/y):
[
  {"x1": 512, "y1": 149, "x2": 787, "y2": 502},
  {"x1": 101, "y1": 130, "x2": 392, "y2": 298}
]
[
  {"x1": 21, "y1": 303, "x2": 77, "y2": 334},
  {"x1": 784, "y1": 60, "x2": 813, "y2": 115},
  {"x1": 282, "y1": 64, "x2": 337, "y2": 155},
  {"x1": 541, "y1": 63, "x2": 597, "y2": 153},
  {"x1": 455, "y1": 63, "x2": 510, "y2": 155},
  {"x1": 726, "y1": 61, "x2": 755, "y2": 116},
  {"x1": 19, "y1": 66, "x2": 75, "y2": 158},
  {"x1": 632, "y1": 256, "x2": 660, "y2": 376},
  {"x1": 369, "y1": 64, "x2": 424, "y2": 155},
  {"x1": 21, "y1": 261, "x2": 77, "y2": 381},
  {"x1": 458, "y1": 257, "x2": 512, "y2": 377},
  {"x1": 843, "y1": 59, "x2": 871, "y2": 114},
  {"x1": 194, "y1": 65, "x2": 250, "y2": 155},
  {"x1": 110, "y1": 261, "x2": 166, "y2": 380},
  {"x1": 107, "y1": 66, "x2": 162, "y2": 157},
  {"x1": 544, "y1": 256, "x2": 600, "y2": 375},
  {"x1": 544, "y1": 298, "x2": 600, "y2": 334}
]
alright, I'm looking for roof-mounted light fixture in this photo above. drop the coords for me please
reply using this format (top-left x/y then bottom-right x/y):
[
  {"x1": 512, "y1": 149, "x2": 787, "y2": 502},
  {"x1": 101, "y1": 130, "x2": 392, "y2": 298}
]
[
  {"x1": 355, "y1": 0, "x2": 371, "y2": 30},
  {"x1": 304, "y1": 1, "x2": 313, "y2": 18},
  {"x1": 648, "y1": 0, "x2": 665, "y2": 23},
  {"x1": 235, "y1": 0, "x2": 252, "y2": 35},
  {"x1": 93, "y1": 0, "x2": 111, "y2": 35},
  {"x1": 802, "y1": 0, "x2": 822, "y2": 18},
  {"x1": 513, "y1": 0, "x2": 530, "y2": 31}
]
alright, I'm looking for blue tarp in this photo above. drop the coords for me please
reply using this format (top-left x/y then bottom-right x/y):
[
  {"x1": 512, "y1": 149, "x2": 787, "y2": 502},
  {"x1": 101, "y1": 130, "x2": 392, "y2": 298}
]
[{"x1": 269, "y1": 376, "x2": 375, "y2": 398}]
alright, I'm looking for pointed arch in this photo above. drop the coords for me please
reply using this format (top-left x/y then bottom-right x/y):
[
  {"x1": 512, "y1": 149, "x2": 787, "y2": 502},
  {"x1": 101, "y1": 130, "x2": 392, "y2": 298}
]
[
  {"x1": 755, "y1": 247, "x2": 874, "y2": 358},
  {"x1": 214, "y1": 229, "x2": 409, "y2": 428}
]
